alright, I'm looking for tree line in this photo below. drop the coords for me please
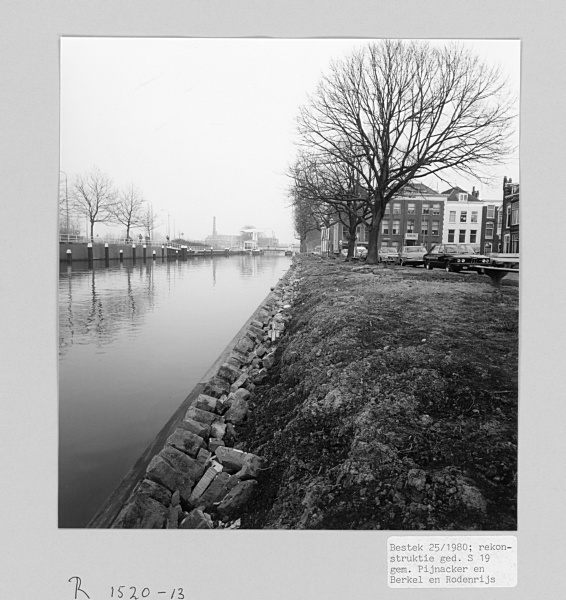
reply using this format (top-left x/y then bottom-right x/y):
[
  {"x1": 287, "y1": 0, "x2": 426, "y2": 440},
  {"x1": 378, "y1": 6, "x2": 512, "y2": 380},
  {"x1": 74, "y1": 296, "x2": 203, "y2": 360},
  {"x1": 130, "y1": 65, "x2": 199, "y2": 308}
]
[
  {"x1": 289, "y1": 39, "x2": 516, "y2": 263},
  {"x1": 59, "y1": 167, "x2": 160, "y2": 241}
]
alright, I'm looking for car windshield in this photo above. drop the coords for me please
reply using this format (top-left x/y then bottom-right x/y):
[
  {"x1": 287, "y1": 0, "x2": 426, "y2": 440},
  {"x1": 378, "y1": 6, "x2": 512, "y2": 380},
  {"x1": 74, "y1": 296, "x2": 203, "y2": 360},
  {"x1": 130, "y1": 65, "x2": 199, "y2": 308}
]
[
  {"x1": 405, "y1": 247, "x2": 425, "y2": 252},
  {"x1": 456, "y1": 244, "x2": 475, "y2": 253}
]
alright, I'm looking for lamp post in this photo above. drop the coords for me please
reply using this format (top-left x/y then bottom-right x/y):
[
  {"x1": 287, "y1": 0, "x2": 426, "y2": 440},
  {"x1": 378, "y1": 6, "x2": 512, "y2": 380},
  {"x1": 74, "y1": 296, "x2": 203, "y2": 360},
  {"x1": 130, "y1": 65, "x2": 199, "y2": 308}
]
[{"x1": 60, "y1": 170, "x2": 69, "y2": 241}]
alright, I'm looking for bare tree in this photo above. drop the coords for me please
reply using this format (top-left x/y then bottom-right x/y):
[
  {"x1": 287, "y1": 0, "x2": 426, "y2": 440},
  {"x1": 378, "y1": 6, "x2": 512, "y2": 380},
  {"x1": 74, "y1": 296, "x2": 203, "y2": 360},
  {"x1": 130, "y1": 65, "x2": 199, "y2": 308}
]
[
  {"x1": 293, "y1": 150, "x2": 371, "y2": 260},
  {"x1": 112, "y1": 183, "x2": 146, "y2": 240},
  {"x1": 71, "y1": 167, "x2": 116, "y2": 241},
  {"x1": 298, "y1": 40, "x2": 516, "y2": 263},
  {"x1": 140, "y1": 203, "x2": 160, "y2": 240},
  {"x1": 289, "y1": 178, "x2": 321, "y2": 253}
]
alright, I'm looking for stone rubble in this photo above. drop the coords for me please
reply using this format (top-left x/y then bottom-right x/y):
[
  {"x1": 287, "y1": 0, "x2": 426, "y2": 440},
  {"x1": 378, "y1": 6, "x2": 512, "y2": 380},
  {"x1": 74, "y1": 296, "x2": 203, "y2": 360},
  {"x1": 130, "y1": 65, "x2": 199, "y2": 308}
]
[{"x1": 111, "y1": 260, "x2": 301, "y2": 528}]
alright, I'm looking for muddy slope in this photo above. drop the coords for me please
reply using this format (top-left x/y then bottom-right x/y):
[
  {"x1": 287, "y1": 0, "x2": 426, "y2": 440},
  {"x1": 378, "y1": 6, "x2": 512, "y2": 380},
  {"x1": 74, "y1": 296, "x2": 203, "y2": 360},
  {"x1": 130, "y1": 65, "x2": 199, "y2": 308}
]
[{"x1": 237, "y1": 256, "x2": 518, "y2": 530}]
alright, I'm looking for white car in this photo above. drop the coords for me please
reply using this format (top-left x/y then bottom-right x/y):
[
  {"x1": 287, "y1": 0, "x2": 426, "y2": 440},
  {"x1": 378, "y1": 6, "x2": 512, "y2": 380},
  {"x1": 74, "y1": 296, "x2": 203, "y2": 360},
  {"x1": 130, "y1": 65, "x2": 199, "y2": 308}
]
[
  {"x1": 398, "y1": 246, "x2": 428, "y2": 266},
  {"x1": 378, "y1": 247, "x2": 399, "y2": 263},
  {"x1": 341, "y1": 246, "x2": 368, "y2": 259}
]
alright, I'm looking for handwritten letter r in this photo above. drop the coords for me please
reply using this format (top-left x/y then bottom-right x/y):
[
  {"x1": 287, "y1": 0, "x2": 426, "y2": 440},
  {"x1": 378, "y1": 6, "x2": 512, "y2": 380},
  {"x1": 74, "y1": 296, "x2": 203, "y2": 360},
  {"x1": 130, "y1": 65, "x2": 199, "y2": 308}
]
[{"x1": 68, "y1": 576, "x2": 91, "y2": 599}]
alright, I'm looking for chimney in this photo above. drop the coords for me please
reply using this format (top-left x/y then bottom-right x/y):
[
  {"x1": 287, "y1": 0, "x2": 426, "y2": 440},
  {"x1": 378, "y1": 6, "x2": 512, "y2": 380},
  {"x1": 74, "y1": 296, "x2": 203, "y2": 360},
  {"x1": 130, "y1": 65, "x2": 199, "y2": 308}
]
[{"x1": 212, "y1": 216, "x2": 217, "y2": 236}]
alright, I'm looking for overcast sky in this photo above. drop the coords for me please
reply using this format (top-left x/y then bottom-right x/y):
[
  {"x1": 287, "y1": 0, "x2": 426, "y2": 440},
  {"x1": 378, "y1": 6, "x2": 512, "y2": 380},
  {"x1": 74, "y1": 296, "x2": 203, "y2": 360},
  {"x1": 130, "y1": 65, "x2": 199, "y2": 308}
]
[{"x1": 60, "y1": 38, "x2": 520, "y2": 244}]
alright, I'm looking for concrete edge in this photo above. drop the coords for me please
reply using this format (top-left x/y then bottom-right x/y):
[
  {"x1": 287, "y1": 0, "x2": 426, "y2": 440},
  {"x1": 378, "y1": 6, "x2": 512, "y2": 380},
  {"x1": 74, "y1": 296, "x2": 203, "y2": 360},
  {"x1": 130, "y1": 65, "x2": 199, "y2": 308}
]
[{"x1": 86, "y1": 263, "x2": 295, "y2": 529}]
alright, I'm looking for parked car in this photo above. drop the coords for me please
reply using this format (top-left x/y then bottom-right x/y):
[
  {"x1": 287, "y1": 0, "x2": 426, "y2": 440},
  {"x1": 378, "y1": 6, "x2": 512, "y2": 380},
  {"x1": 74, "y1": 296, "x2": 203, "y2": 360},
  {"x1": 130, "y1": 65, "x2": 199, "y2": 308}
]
[
  {"x1": 340, "y1": 246, "x2": 367, "y2": 259},
  {"x1": 398, "y1": 245, "x2": 428, "y2": 266},
  {"x1": 423, "y1": 244, "x2": 491, "y2": 272},
  {"x1": 378, "y1": 247, "x2": 399, "y2": 263}
]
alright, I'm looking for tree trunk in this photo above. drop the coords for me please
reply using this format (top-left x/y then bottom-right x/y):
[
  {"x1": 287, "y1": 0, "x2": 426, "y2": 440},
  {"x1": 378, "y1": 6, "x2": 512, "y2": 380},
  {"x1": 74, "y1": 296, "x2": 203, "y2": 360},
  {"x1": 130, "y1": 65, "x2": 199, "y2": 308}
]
[
  {"x1": 90, "y1": 221, "x2": 95, "y2": 243},
  {"x1": 366, "y1": 200, "x2": 384, "y2": 264},
  {"x1": 346, "y1": 235, "x2": 356, "y2": 261},
  {"x1": 300, "y1": 236, "x2": 307, "y2": 253}
]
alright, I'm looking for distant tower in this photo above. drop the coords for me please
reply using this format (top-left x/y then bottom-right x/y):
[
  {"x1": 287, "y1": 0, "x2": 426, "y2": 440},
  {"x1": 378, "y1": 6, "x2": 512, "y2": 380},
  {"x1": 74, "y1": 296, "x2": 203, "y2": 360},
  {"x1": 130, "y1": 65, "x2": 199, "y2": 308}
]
[{"x1": 212, "y1": 216, "x2": 217, "y2": 236}]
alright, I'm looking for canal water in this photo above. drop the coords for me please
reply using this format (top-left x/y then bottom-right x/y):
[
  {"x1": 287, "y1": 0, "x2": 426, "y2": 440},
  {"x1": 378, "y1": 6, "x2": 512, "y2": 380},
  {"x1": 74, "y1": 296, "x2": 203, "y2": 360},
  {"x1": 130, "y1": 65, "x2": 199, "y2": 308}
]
[{"x1": 58, "y1": 253, "x2": 291, "y2": 528}]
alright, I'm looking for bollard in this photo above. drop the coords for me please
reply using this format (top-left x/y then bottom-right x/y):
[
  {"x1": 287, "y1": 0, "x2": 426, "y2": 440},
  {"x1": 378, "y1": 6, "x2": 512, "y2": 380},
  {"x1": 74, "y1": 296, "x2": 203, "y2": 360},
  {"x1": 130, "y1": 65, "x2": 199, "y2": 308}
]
[
  {"x1": 143, "y1": 245, "x2": 147, "y2": 261},
  {"x1": 161, "y1": 245, "x2": 165, "y2": 260},
  {"x1": 152, "y1": 250, "x2": 156, "y2": 260},
  {"x1": 104, "y1": 243, "x2": 109, "y2": 261},
  {"x1": 66, "y1": 248, "x2": 72, "y2": 264},
  {"x1": 132, "y1": 244, "x2": 136, "y2": 262},
  {"x1": 87, "y1": 243, "x2": 93, "y2": 262},
  {"x1": 119, "y1": 249, "x2": 123, "y2": 262}
]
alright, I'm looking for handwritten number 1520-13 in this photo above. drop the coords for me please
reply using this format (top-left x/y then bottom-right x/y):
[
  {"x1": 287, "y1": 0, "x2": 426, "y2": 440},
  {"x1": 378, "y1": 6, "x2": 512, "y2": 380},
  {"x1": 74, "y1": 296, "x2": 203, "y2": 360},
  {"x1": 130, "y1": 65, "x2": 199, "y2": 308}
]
[{"x1": 110, "y1": 587, "x2": 184, "y2": 599}]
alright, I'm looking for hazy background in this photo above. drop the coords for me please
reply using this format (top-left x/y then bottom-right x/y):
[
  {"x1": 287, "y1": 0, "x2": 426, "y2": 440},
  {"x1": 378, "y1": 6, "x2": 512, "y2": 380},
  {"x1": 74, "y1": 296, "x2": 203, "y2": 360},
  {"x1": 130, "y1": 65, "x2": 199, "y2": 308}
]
[{"x1": 61, "y1": 38, "x2": 520, "y2": 244}]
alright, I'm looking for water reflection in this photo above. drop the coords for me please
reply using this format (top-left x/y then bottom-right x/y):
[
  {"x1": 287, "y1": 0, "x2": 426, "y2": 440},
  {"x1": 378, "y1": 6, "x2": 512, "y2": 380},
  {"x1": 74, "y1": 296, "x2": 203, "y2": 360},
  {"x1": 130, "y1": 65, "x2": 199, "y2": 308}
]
[{"x1": 58, "y1": 253, "x2": 290, "y2": 527}]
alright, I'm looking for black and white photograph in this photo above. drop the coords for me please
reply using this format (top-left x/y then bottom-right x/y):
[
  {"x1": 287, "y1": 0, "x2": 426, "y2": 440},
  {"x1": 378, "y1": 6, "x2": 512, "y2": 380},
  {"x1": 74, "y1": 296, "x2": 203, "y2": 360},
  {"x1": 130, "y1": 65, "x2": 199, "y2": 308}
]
[
  {"x1": 58, "y1": 37, "x2": 520, "y2": 531},
  {"x1": 2, "y1": 1, "x2": 566, "y2": 598}
]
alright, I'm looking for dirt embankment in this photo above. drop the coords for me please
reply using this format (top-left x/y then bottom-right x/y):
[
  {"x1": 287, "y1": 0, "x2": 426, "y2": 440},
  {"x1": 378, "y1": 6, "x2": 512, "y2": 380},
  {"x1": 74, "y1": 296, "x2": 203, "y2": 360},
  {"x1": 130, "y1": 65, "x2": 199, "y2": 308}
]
[{"x1": 237, "y1": 256, "x2": 518, "y2": 530}]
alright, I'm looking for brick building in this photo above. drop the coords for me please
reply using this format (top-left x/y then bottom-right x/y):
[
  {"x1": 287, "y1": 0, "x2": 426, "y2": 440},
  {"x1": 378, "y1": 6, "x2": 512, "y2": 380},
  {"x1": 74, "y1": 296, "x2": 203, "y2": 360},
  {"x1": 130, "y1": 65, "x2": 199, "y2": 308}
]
[
  {"x1": 500, "y1": 177, "x2": 519, "y2": 253},
  {"x1": 325, "y1": 182, "x2": 447, "y2": 253},
  {"x1": 479, "y1": 203, "x2": 502, "y2": 254}
]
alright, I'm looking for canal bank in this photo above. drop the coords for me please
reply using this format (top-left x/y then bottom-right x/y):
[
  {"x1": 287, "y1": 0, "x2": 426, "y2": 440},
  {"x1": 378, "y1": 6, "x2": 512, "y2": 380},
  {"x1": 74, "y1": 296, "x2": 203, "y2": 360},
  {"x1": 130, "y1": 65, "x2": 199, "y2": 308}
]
[
  {"x1": 85, "y1": 255, "x2": 518, "y2": 530},
  {"x1": 60, "y1": 241, "x2": 246, "y2": 262},
  {"x1": 88, "y1": 259, "x2": 300, "y2": 528},
  {"x1": 234, "y1": 256, "x2": 518, "y2": 530}
]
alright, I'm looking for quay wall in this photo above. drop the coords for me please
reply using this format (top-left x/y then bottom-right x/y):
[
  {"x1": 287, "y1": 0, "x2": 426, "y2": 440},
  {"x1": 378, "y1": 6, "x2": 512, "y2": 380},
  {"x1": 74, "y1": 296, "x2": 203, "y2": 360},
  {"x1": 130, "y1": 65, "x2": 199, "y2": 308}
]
[
  {"x1": 59, "y1": 242, "x2": 245, "y2": 262},
  {"x1": 87, "y1": 260, "x2": 298, "y2": 529}
]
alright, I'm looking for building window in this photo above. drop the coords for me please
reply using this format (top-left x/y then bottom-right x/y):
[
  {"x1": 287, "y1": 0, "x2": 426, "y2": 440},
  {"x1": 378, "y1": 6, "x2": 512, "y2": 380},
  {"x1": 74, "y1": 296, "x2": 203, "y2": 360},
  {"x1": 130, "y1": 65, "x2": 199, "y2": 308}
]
[
  {"x1": 458, "y1": 193, "x2": 468, "y2": 202},
  {"x1": 484, "y1": 242, "x2": 492, "y2": 254},
  {"x1": 391, "y1": 241, "x2": 399, "y2": 248},
  {"x1": 432, "y1": 203, "x2": 440, "y2": 215},
  {"x1": 485, "y1": 222, "x2": 494, "y2": 239},
  {"x1": 407, "y1": 202, "x2": 415, "y2": 214},
  {"x1": 449, "y1": 211, "x2": 456, "y2": 223},
  {"x1": 393, "y1": 203, "x2": 401, "y2": 214},
  {"x1": 487, "y1": 205, "x2": 495, "y2": 219},
  {"x1": 448, "y1": 229, "x2": 455, "y2": 242},
  {"x1": 381, "y1": 241, "x2": 389, "y2": 247},
  {"x1": 471, "y1": 211, "x2": 478, "y2": 223},
  {"x1": 432, "y1": 221, "x2": 439, "y2": 236},
  {"x1": 511, "y1": 205, "x2": 519, "y2": 225},
  {"x1": 497, "y1": 209, "x2": 502, "y2": 234},
  {"x1": 506, "y1": 205, "x2": 512, "y2": 228},
  {"x1": 460, "y1": 211, "x2": 467, "y2": 223},
  {"x1": 503, "y1": 233, "x2": 511, "y2": 253},
  {"x1": 421, "y1": 222, "x2": 428, "y2": 235},
  {"x1": 470, "y1": 230, "x2": 477, "y2": 243},
  {"x1": 382, "y1": 221, "x2": 389, "y2": 234},
  {"x1": 422, "y1": 203, "x2": 430, "y2": 215},
  {"x1": 458, "y1": 230, "x2": 466, "y2": 243},
  {"x1": 511, "y1": 233, "x2": 519, "y2": 253},
  {"x1": 392, "y1": 220, "x2": 400, "y2": 235},
  {"x1": 384, "y1": 204, "x2": 390, "y2": 214},
  {"x1": 406, "y1": 219, "x2": 415, "y2": 232}
]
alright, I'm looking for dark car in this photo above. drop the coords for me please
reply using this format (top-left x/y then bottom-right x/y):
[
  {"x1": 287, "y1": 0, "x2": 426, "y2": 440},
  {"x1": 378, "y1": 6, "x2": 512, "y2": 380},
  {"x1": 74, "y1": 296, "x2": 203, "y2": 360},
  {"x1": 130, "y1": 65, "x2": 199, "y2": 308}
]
[{"x1": 423, "y1": 243, "x2": 490, "y2": 272}]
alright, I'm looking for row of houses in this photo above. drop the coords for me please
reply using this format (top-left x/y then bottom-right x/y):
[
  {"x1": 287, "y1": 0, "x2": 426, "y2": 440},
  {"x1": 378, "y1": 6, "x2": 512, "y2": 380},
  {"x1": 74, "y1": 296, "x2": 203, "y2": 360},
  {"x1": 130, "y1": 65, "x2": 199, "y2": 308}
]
[{"x1": 314, "y1": 177, "x2": 519, "y2": 255}]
